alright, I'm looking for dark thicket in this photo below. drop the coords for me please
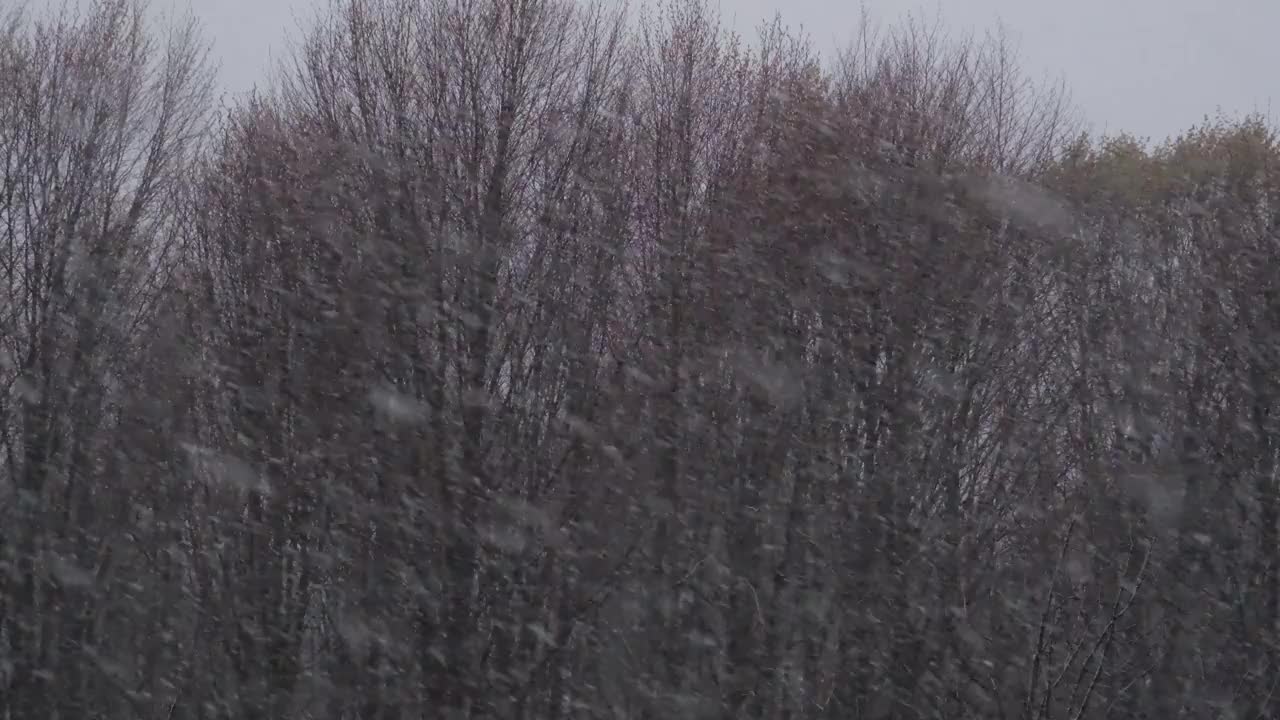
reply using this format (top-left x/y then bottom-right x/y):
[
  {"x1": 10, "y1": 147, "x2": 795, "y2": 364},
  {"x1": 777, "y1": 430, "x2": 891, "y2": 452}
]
[{"x1": 3, "y1": 0, "x2": 1279, "y2": 718}]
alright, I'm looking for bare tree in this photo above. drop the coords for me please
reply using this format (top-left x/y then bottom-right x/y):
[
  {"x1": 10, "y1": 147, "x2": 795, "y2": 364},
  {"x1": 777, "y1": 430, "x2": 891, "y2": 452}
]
[
  {"x1": 0, "y1": 1, "x2": 213, "y2": 717},
  {"x1": 7, "y1": 1, "x2": 1280, "y2": 719}
]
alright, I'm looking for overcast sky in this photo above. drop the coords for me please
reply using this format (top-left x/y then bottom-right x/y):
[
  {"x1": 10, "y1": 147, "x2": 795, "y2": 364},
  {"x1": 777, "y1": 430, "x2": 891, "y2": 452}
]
[{"x1": 188, "y1": 0, "x2": 1279, "y2": 145}]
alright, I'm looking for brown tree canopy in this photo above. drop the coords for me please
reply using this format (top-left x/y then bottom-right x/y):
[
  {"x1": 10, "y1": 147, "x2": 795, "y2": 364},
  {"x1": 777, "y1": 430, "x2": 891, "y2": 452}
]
[{"x1": 3, "y1": 1, "x2": 1280, "y2": 719}]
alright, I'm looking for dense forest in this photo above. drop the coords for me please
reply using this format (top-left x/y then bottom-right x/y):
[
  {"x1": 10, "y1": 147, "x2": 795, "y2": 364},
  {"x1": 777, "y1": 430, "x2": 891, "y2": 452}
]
[{"x1": 3, "y1": 0, "x2": 1280, "y2": 717}]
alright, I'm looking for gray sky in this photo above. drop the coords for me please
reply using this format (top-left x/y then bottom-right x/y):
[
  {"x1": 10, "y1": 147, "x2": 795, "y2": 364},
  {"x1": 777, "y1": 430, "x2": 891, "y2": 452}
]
[{"x1": 188, "y1": 0, "x2": 1279, "y2": 144}]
